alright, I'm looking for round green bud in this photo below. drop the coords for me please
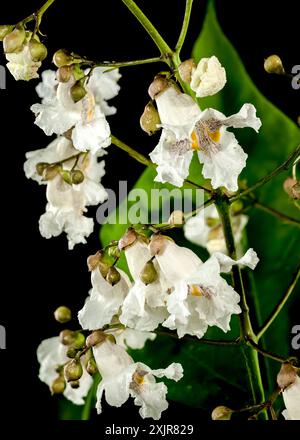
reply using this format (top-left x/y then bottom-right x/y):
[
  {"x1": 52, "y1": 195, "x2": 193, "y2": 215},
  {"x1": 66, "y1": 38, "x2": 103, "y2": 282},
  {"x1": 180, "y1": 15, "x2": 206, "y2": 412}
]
[
  {"x1": 29, "y1": 39, "x2": 47, "y2": 62},
  {"x1": 70, "y1": 81, "x2": 87, "y2": 103},
  {"x1": 98, "y1": 261, "x2": 110, "y2": 279},
  {"x1": 140, "y1": 101, "x2": 161, "y2": 136},
  {"x1": 70, "y1": 380, "x2": 80, "y2": 389},
  {"x1": 64, "y1": 359, "x2": 83, "y2": 382},
  {"x1": 107, "y1": 245, "x2": 121, "y2": 259},
  {"x1": 51, "y1": 376, "x2": 66, "y2": 395},
  {"x1": 60, "y1": 170, "x2": 72, "y2": 185},
  {"x1": 72, "y1": 332, "x2": 86, "y2": 350},
  {"x1": 3, "y1": 25, "x2": 25, "y2": 53},
  {"x1": 36, "y1": 162, "x2": 49, "y2": 176},
  {"x1": 42, "y1": 164, "x2": 61, "y2": 181},
  {"x1": 54, "y1": 306, "x2": 72, "y2": 324},
  {"x1": 59, "y1": 329, "x2": 76, "y2": 346},
  {"x1": 106, "y1": 266, "x2": 121, "y2": 286},
  {"x1": 86, "y1": 359, "x2": 98, "y2": 376},
  {"x1": 140, "y1": 260, "x2": 158, "y2": 285},
  {"x1": 264, "y1": 55, "x2": 285, "y2": 75},
  {"x1": 57, "y1": 65, "x2": 73, "y2": 83},
  {"x1": 0, "y1": 25, "x2": 14, "y2": 41},
  {"x1": 53, "y1": 49, "x2": 74, "y2": 67},
  {"x1": 66, "y1": 347, "x2": 78, "y2": 359},
  {"x1": 211, "y1": 406, "x2": 233, "y2": 420},
  {"x1": 86, "y1": 330, "x2": 106, "y2": 348},
  {"x1": 71, "y1": 169, "x2": 85, "y2": 185}
]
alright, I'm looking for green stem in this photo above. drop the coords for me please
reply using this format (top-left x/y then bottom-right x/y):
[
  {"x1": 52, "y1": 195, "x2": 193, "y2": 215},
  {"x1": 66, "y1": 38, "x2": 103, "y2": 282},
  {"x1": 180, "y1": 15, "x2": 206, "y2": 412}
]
[
  {"x1": 121, "y1": 0, "x2": 172, "y2": 57},
  {"x1": 246, "y1": 339, "x2": 297, "y2": 364},
  {"x1": 257, "y1": 263, "x2": 300, "y2": 340},
  {"x1": 230, "y1": 145, "x2": 300, "y2": 203},
  {"x1": 94, "y1": 57, "x2": 163, "y2": 70},
  {"x1": 175, "y1": 0, "x2": 194, "y2": 54},
  {"x1": 81, "y1": 373, "x2": 101, "y2": 420},
  {"x1": 156, "y1": 330, "x2": 239, "y2": 346},
  {"x1": 22, "y1": 0, "x2": 56, "y2": 26},
  {"x1": 254, "y1": 202, "x2": 300, "y2": 228}
]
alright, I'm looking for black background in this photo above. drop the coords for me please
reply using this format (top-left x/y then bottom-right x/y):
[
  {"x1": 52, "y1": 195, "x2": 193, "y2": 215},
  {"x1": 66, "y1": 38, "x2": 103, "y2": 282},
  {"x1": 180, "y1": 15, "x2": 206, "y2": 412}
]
[{"x1": 0, "y1": 0, "x2": 299, "y2": 432}]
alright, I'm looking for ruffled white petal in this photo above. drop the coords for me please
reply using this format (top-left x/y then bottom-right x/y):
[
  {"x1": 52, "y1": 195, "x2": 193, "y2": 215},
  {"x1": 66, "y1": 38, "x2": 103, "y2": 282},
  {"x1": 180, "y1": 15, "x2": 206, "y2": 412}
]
[
  {"x1": 190, "y1": 56, "x2": 226, "y2": 98},
  {"x1": 213, "y1": 248, "x2": 259, "y2": 273},
  {"x1": 115, "y1": 328, "x2": 156, "y2": 350},
  {"x1": 6, "y1": 44, "x2": 41, "y2": 81}
]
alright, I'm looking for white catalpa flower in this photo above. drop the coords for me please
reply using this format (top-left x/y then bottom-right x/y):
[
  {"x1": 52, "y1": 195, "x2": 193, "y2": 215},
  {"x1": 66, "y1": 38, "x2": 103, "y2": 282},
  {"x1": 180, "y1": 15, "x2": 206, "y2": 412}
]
[
  {"x1": 115, "y1": 328, "x2": 156, "y2": 350},
  {"x1": 5, "y1": 43, "x2": 41, "y2": 81},
  {"x1": 184, "y1": 204, "x2": 248, "y2": 255},
  {"x1": 31, "y1": 68, "x2": 121, "y2": 154},
  {"x1": 150, "y1": 86, "x2": 261, "y2": 191},
  {"x1": 37, "y1": 337, "x2": 93, "y2": 405},
  {"x1": 78, "y1": 268, "x2": 131, "y2": 330},
  {"x1": 24, "y1": 136, "x2": 107, "y2": 249},
  {"x1": 190, "y1": 56, "x2": 226, "y2": 98},
  {"x1": 119, "y1": 239, "x2": 170, "y2": 331},
  {"x1": 93, "y1": 340, "x2": 183, "y2": 420},
  {"x1": 282, "y1": 375, "x2": 300, "y2": 420}
]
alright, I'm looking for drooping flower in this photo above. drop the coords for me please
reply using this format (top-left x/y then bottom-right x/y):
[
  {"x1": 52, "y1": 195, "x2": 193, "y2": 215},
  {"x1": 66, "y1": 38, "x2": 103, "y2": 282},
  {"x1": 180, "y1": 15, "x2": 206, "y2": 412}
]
[
  {"x1": 24, "y1": 136, "x2": 107, "y2": 249},
  {"x1": 31, "y1": 67, "x2": 121, "y2": 154},
  {"x1": 93, "y1": 340, "x2": 183, "y2": 420},
  {"x1": 190, "y1": 56, "x2": 226, "y2": 98},
  {"x1": 5, "y1": 44, "x2": 42, "y2": 81},
  {"x1": 184, "y1": 204, "x2": 248, "y2": 254},
  {"x1": 150, "y1": 85, "x2": 261, "y2": 191},
  {"x1": 37, "y1": 337, "x2": 93, "y2": 405}
]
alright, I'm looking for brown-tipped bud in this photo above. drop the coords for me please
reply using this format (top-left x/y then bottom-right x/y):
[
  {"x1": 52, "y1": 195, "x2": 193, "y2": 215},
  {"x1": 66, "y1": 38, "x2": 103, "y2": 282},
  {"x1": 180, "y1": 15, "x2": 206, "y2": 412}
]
[
  {"x1": 36, "y1": 162, "x2": 49, "y2": 176},
  {"x1": 211, "y1": 406, "x2": 233, "y2": 420},
  {"x1": 53, "y1": 49, "x2": 74, "y2": 67},
  {"x1": 64, "y1": 359, "x2": 83, "y2": 382},
  {"x1": 86, "y1": 359, "x2": 98, "y2": 376},
  {"x1": 3, "y1": 25, "x2": 25, "y2": 53},
  {"x1": 59, "y1": 329, "x2": 76, "y2": 346},
  {"x1": 149, "y1": 234, "x2": 167, "y2": 256},
  {"x1": 70, "y1": 380, "x2": 80, "y2": 389},
  {"x1": 168, "y1": 210, "x2": 185, "y2": 226},
  {"x1": 71, "y1": 169, "x2": 84, "y2": 185},
  {"x1": 106, "y1": 266, "x2": 121, "y2": 286},
  {"x1": 118, "y1": 227, "x2": 137, "y2": 250},
  {"x1": 70, "y1": 81, "x2": 87, "y2": 103},
  {"x1": 51, "y1": 376, "x2": 66, "y2": 395},
  {"x1": 292, "y1": 182, "x2": 300, "y2": 200},
  {"x1": 87, "y1": 251, "x2": 102, "y2": 271},
  {"x1": 283, "y1": 177, "x2": 298, "y2": 198},
  {"x1": 0, "y1": 25, "x2": 14, "y2": 41},
  {"x1": 54, "y1": 306, "x2": 72, "y2": 324},
  {"x1": 108, "y1": 245, "x2": 121, "y2": 259},
  {"x1": 178, "y1": 59, "x2": 196, "y2": 83},
  {"x1": 86, "y1": 330, "x2": 106, "y2": 348},
  {"x1": 140, "y1": 101, "x2": 161, "y2": 135},
  {"x1": 42, "y1": 164, "x2": 61, "y2": 181},
  {"x1": 72, "y1": 332, "x2": 86, "y2": 349},
  {"x1": 29, "y1": 39, "x2": 47, "y2": 62},
  {"x1": 66, "y1": 347, "x2": 78, "y2": 359},
  {"x1": 264, "y1": 55, "x2": 285, "y2": 75},
  {"x1": 277, "y1": 363, "x2": 298, "y2": 390},
  {"x1": 140, "y1": 260, "x2": 158, "y2": 285},
  {"x1": 148, "y1": 75, "x2": 170, "y2": 100},
  {"x1": 57, "y1": 65, "x2": 74, "y2": 83}
]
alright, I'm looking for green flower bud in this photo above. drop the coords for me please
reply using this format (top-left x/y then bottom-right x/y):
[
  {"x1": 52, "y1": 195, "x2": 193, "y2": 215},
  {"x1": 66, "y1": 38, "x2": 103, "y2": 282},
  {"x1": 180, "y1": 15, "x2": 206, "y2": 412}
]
[
  {"x1": 54, "y1": 306, "x2": 72, "y2": 324},
  {"x1": 70, "y1": 81, "x2": 87, "y2": 103},
  {"x1": 107, "y1": 245, "x2": 121, "y2": 259},
  {"x1": 140, "y1": 101, "x2": 161, "y2": 136},
  {"x1": 99, "y1": 261, "x2": 110, "y2": 279},
  {"x1": 59, "y1": 329, "x2": 76, "y2": 346},
  {"x1": 86, "y1": 359, "x2": 98, "y2": 376},
  {"x1": 71, "y1": 169, "x2": 84, "y2": 185},
  {"x1": 53, "y1": 49, "x2": 74, "y2": 67},
  {"x1": 140, "y1": 260, "x2": 158, "y2": 285},
  {"x1": 106, "y1": 334, "x2": 116, "y2": 344},
  {"x1": 36, "y1": 162, "x2": 49, "y2": 176},
  {"x1": 64, "y1": 359, "x2": 83, "y2": 382},
  {"x1": 72, "y1": 332, "x2": 86, "y2": 350},
  {"x1": 0, "y1": 25, "x2": 14, "y2": 41},
  {"x1": 264, "y1": 55, "x2": 285, "y2": 75},
  {"x1": 3, "y1": 25, "x2": 26, "y2": 53},
  {"x1": 106, "y1": 266, "x2": 121, "y2": 286},
  {"x1": 29, "y1": 39, "x2": 47, "y2": 61},
  {"x1": 205, "y1": 217, "x2": 220, "y2": 228},
  {"x1": 211, "y1": 406, "x2": 233, "y2": 420},
  {"x1": 66, "y1": 347, "x2": 78, "y2": 359},
  {"x1": 86, "y1": 330, "x2": 106, "y2": 348},
  {"x1": 51, "y1": 376, "x2": 66, "y2": 395},
  {"x1": 60, "y1": 170, "x2": 72, "y2": 185},
  {"x1": 42, "y1": 164, "x2": 61, "y2": 181},
  {"x1": 57, "y1": 65, "x2": 73, "y2": 83},
  {"x1": 70, "y1": 380, "x2": 80, "y2": 389}
]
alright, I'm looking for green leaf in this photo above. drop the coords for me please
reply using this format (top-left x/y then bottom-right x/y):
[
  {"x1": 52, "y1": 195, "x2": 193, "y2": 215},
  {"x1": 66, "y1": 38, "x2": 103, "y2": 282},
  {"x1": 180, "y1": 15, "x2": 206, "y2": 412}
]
[{"x1": 100, "y1": 0, "x2": 300, "y2": 412}]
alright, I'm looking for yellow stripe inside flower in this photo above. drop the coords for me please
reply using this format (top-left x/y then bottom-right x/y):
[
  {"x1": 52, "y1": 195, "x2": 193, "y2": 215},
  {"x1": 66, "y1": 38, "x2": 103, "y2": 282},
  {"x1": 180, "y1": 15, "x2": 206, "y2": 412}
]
[
  {"x1": 189, "y1": 284, "x2": 203, "y2": 297},
  {"x1": 191, "y1": 128, "x2": 221, "y2": 150},
  {"x1": 83, "y1": 93, "x2": 96, "y2": 123},
  {"x1": 191, "y1": 131, "x2": 200, "y2": 150},
  {"x1": 133, "y1": 372, "x2": 145, "y2": 385}
]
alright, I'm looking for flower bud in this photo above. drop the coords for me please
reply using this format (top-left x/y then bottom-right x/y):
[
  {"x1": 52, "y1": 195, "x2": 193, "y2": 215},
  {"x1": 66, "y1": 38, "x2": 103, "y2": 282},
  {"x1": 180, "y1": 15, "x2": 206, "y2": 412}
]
[
  {"x1": 140, "y1": 260, "x2": 158, "y2": 285},
  {"x1": 140, "y1": 101, "x2": 161, "y2": 135},
  {"x1": 70, "y1": 380, "x2": 80, "y2": 389},
  {"x1": 42, "y1": 164, "x2": 61, "y2": 181},
  {"x1": 277, "y1": 363, "x2": 298, "y2": 390},
  {"x1": 86, "y1": 330, "x2": 106, "y2": 348},
  {"x1": 107, "y1": 245, "x2": 121, "y2": 259},
  {"x1": 148, "y1": 75, "x2": 170, "y2": 100},
  {"x1": 106, "y1": 266, "x2": 121, "y2": 286},
  {"x1": 64, "y1": 359, "x2": 83, "y2": 382},
  {"x1": 87, "y1": 251, "x2": 102, "y2": 271},
  {"x1": 70, "y1": 81, "x2": 87, "y2": 103},
  {"x1": 86, "y1": 359, "x2": 98, "y2": 376},
  {"x1": 59, "y1": 329, "x2": 76, "y2": 346},
  {"x1": 71, "y1": 169, "x2": 84, "y2": 185},
  {"x1": 106, "y1": 334, "x2": 116, "y2": 344},
  {"x1": 3, "y1": 25, "x2": 25, "y2": 53},
  {"x1": 178, "y1": 59, "x2": 196, "y2": 83},
  {"x1": 36, "y1": 162, "x2": 49, "y2": 176},
  {"x1": 66, "y1": 347, "x2": 78, "y2": 359},
  {"x1": 264, "y1": 55, "x2": 285, "y2": 75},
  {"x1": 149, "y1": 234, "x2": 168, "y2": 256},
  {"x1": 72, "y1": 332, "x2": 86, "y2": 349},
  {"x1": 99, "y1": 261, "x2": 110, "y2": 279},
  {"x1": 283, "y1": 177, "x2": 300, "y2": 199},
  {"x1": 211, "y1": 406, "x2": 233, "y2": 420},
  {"x1": 51, "y1": 376, "x2": 66, "y2": 395},
  {"x1": 29, "y1": 39, "x2": 48, "y2": 62},
  {"x1": 168, "y1": 210, "x2": 185, "y2": 226},
  {"x1": 0, "y1": 25, "x2": 14, "y2": 41},
  {"x1": 53, "y1": 49, "x2": 74, "y2": 67},
  {"x1": 57, "y1": 65, "x2": 73, "y2": 83},
  {"x1": 60, "y1": 170, "x2": 72, "y2": 185},
  {"x1": 118, "y1": 227, "x2": 137, "y2": 250},
  {"x1": 54, "y1": 306, "x2": 72, "y2": 324},
  {"x1": 292, "y1": 182, "x2": 300, "y2": 200}
]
